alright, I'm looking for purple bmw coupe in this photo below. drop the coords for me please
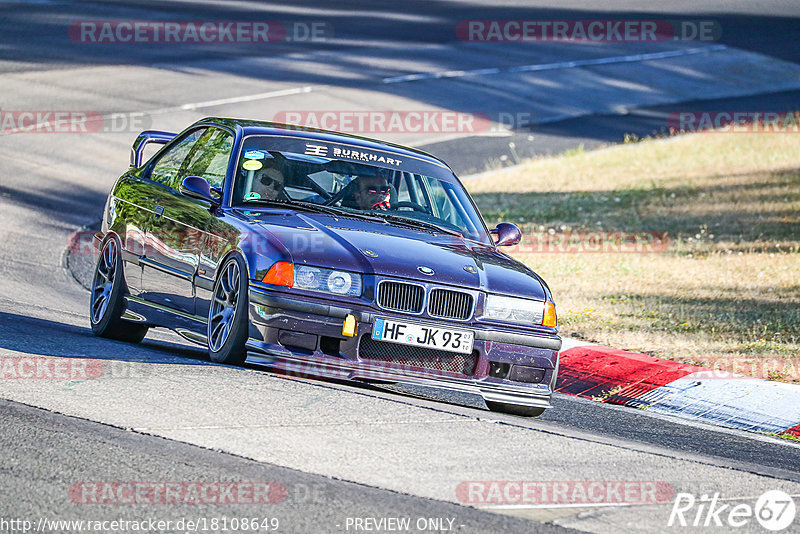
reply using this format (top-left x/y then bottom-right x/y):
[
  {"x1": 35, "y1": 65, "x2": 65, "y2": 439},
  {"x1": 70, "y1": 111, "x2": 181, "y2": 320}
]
[{"x1": 89, "y1": 117, "x2": 560, "y2": 416}]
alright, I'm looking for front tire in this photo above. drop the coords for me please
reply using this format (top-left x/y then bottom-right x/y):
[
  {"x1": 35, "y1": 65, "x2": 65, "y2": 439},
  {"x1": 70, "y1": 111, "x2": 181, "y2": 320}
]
[
  {"x1": 208, "y1": 254, "x2": 249, "y2": 365},
  {"x1": 486, "y1": 401, "x2": 546, "y2": 417},
  {"x1": 89, "y1": 236, "x2": 148, "y2": 343}
]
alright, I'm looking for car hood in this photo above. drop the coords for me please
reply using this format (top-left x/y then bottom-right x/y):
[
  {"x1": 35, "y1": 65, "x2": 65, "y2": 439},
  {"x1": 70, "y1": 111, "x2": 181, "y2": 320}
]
[{"x1": 241, "y1": 210, "x2": 546, "y2": 300}]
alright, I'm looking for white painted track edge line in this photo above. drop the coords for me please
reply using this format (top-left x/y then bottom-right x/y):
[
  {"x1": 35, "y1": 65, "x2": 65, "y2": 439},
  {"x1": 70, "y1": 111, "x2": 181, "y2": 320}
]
[
  {"x1": 0, "y1": 86, "x2": 315, "y2": 136},
  {"x1": 382, "y1": 44, "x2": 728, "y2": 83}
]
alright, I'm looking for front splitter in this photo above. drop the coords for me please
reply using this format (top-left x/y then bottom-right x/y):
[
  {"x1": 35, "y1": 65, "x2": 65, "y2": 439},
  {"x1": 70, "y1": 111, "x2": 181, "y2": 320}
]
[{"x1": 245, "y1": 339, "x2": 552, "y2": 409}]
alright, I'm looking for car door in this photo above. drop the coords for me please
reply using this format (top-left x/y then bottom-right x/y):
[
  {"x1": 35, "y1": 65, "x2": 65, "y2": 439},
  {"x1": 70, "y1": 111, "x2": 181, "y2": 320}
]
[
  {"x1": 109, "y1": 173, "x2": 157, "y2": 297},
  {"x1": 139, "y1": 127, "x2": 212, "y2": 315},
  {"x1": 178, "y1": 129, "x2": 238, "y2": 321}
]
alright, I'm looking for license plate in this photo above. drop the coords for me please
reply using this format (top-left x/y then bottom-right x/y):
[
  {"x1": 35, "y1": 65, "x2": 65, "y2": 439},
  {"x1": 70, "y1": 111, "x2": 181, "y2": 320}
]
[{"x1": 372, "y1": 317, "x2": 474, "y2": 354}]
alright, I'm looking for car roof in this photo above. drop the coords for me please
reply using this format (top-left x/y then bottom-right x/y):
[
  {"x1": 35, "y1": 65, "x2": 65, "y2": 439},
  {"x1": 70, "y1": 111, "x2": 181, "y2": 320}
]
[{"x1": 195, "y1": 117, "x2": 454, "y2": 173}]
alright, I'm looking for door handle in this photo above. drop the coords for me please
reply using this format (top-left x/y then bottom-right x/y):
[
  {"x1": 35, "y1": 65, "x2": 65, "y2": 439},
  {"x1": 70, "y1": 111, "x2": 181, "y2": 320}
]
[{"x1": 154, "y1": 205, "x2": 164, "y2": 220}]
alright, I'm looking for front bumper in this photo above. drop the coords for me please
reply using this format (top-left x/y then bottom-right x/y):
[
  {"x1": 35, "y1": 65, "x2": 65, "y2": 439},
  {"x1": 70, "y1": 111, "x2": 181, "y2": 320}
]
[{"x1": 246, "y1": 286, "x2": 561, "y2": 409}]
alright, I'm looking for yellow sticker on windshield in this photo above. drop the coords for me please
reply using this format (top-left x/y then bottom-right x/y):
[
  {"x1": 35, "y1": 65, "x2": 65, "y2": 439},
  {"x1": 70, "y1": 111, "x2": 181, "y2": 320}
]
[{"x1": 243, "y1": 160, "x2": 263, "y2": 171}]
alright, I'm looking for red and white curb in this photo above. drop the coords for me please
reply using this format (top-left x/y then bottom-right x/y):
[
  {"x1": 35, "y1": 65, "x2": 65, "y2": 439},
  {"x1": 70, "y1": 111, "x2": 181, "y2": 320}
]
[{"x1": 556, "y1": 339, "x2": 800, "y2": 438}]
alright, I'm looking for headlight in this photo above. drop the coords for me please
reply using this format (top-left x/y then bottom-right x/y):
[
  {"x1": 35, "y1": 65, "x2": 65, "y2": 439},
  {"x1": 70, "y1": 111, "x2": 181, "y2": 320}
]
[
  {"x1": 327, "y1": 270, "x2": 353, "y2": 294},
  {"x1": 294, "y1": 265, "x2": 362, "y2": 297},
  {"x1": 484, "y1": 294, "x2": 546, "y2": 325}
]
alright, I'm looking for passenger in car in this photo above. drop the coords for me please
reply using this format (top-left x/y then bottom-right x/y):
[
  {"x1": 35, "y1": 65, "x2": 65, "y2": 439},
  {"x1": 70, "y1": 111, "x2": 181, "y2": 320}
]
[{"x1": 257, "y1": 167, "x2": 287, "y2": 200}]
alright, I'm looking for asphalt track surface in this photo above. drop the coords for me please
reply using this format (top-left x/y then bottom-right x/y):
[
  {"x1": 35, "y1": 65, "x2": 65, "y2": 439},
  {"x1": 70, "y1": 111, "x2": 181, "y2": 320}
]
[{"x1": 1, "y1": 1, "x2": 800, "y2": 533}]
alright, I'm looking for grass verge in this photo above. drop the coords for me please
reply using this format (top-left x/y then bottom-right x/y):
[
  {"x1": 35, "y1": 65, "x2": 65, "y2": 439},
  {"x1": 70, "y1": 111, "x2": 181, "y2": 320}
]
[{"x1": 467, "y1": 133, "x2": 800, "y2": 381}]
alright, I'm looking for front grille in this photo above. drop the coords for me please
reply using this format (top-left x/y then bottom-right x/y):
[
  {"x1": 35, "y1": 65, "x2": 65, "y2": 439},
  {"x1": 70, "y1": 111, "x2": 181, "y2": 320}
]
[
  {"x1": 377, "y1": 281, "x2": 424, "y2": 313},
  {"x1": 359, "y1": 336, "x2": 478, "y2": 376},
  {"x1": 427, "y1": 288, "x2": 473, "y2": 320}
]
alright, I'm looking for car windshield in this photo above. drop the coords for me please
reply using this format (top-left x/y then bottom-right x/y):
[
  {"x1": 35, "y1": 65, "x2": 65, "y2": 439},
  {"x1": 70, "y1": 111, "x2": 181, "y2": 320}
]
[{"x1": 231, "y1": 139, "x2": 490, "y2": 243}]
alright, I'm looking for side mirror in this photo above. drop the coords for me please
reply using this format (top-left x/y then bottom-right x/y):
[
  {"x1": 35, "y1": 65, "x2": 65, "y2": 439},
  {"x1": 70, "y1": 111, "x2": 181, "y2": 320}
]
[
  {"x1": 490, "y1": 222, "x2": 522, "y2": 247},
  {"x1": 180, "y1": 176, "x2": 220, "y2": 208}
]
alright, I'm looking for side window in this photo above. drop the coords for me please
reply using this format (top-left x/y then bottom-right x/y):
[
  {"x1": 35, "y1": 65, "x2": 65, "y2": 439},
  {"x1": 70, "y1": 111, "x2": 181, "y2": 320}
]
[
  {"x1": 149, "y1": 129, "x2": 206, "y2": 188},
  {"x1": 401, "y1": 173, "x2": 428, "y2": 206},
  {"x1": 425, "y1": 177, "x2": 467, "y2": 228},
  {"x1": 395, "y1": 173, "x2": 412, "y2": 203},
  {"x1": 183, "y1": 128, "x2": 234, "y2": 189}
]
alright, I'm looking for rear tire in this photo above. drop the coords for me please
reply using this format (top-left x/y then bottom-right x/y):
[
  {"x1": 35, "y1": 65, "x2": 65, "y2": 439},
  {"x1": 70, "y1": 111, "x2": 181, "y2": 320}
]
[
  {"x1": 89, "y1": 236, "x2": 148, "y2": 343},
  {"x1": 208, "y1": 254, "x2": 249, "y2": 365},
  {"x1": 486, "y1": 401, "x2": 546, "y2": 417}
]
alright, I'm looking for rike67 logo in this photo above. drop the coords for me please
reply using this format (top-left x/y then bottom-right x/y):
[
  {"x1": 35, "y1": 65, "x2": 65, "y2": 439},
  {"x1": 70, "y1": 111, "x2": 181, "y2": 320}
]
[{"x1": 668, "y1": 490, "x2": 796, "y2": 531}]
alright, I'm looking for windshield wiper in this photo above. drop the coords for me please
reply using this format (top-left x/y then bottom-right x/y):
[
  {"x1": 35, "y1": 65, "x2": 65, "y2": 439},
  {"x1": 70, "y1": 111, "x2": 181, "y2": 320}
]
[
  {"x1": 315, "y1": 207, "x2": 464, "y2": 237},
  {"x1": 242, "y1": 198, "x2": 328, "y2": 213},
  {"x1": 242, "y1": 199, "x2": 387, "y2": 222},
  {"x1": 294, "y1": 201, "x2": 393, "y2": 223},
  {"x1": 374, "y1": 213, "x2": 464, "y2": 237},
  {"x1": 241, "y1": 200, "x2": 461, "y2": 236}
]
